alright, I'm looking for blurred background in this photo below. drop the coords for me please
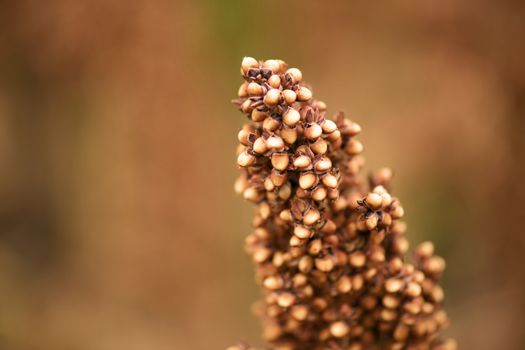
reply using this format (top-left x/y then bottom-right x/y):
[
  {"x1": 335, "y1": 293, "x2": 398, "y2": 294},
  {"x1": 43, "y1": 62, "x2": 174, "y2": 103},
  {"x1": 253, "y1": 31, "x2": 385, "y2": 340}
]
[{"x1": 1, "y1": 1, "x2": 524, "y2": 349}]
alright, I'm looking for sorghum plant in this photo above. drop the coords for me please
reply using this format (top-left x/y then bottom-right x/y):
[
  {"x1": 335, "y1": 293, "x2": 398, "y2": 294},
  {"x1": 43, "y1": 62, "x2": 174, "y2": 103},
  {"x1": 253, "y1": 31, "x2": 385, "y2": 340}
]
[{"x1": 230, "y1": 57, "x2": 456, "y2": 350}]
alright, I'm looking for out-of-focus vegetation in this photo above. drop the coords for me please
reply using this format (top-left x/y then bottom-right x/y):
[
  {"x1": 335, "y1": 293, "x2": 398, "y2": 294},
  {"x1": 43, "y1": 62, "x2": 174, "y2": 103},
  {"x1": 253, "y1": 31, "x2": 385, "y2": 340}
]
[{"x1": 0, "y1": 1, "x2": 524, "y2": 349}]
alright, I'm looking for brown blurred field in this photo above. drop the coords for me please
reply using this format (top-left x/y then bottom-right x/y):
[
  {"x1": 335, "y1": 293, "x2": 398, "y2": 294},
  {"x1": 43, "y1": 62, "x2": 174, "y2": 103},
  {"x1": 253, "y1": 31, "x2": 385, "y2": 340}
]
[{"x1": 0, "y1": 1, "x2": 524, "y2": 349}]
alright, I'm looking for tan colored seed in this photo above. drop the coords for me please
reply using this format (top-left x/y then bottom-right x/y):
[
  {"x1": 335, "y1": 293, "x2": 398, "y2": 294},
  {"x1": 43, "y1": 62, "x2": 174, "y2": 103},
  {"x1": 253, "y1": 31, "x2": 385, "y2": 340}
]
[
  {"x1": 264, "y1": 88, "x2": 281, "y2": 106},
  {"x1": 349, "y1": 251, "x2": 366, "y2": 268},
  {"x1": 336, "y1": 276, "x2": 352, "y2": 293},
  {"x1": 330, "y1": 321, "x2": 349, "y2": 338},
  {"x1": 294, "y1": 225, "x2": 311, "y2": 239},
  {"x1": 345, "y1": 139, "x2": 363, "y2": 155},
  {"x1": 271, "y1": 153, "x2": 289, "y2": 171},
  {"x1": 298, "y1": 256, "x2": 313, "y2": 273},
  {"x1": 294, "y1": 155, "x2": 312, "y2": 169},
  {"x1": 238, "y1": 83, "x2": 248, "y2": 97},
  {"x1": 291, "y1": 305, "x2": 308, "y2": 321},
  {"x1": 247, "y1": 82, "x2": 263, "y2": 96},
  {"x1": 241, "y1": 56, "x2": 258, "y2": 73},
  {"x1": 383, "y1": 294, "x2": 400, "y2": 309},
  {"x1": 263, "y1": 276, "x2": 283, "y2": 290},
  {"x1": 304, "y1": 123, "x2": 323, "y2": 139},
  {"x1": 303, "y1": 208, "x2": 320, "y2": 225},
  {"x1": 365, "y1": 192, "x2": 383, "y2": 210},
  {"x1": 385, "y1": 278, "x2": 404, "y2": 293},
  {"x1": 315, "y1": 257, "x2": 334, "y2": 272},
  {"x1": 250, "y1": 109, "x2": 267, "y2": 122},
  {"x1": 281, "y1": 127, "x2": 298, "y2": 144},
  {"x1": 321, "y1": 119, "x2": 337, "y2": 133},
  {"x1": 263, "y1": 59, "x2": 281, "y2": 73},
  {"x1": 311, "y1": 186, "x2": 327, "y2": 201},
  {"x1": 406, "y1": 282, "x2": 422, "y2": 298},
  {"x1": 237, "y1": 151, "x2": 255, "y2": 167},
  {"x1": 310, "y1": 138, "x2": 328, "y2": 154},
  {"x1": 299, "y1": 172, "x2": 317, "y2": 189},
  {"x1": 366, "y1": 214, "x2": 379, "y2": 230},
  {"x1": 253, "y1": 137, "x2": 267, "y2": 154},
  {"x1": 279, "y1": 209, "x2": 293, "y2": 221},
  {"x1": 266, "y1": 135, "x2": 284, "y2": 149},
  {"x1": 416, "y1": 241, "x2": 434, "y2": 258},
  {"x1": 282, "y1": 89, "x2": 297, "y2": 104},
  {"x1": 314, "y1": 157, "x2": 332, "y2": 172},
  {"x1": 277, "y1": 292, "x2": 295, "y2": 308},
  {"x1": 296, "y1": 86, "x2": 312, "y2": 101},
  {"x1": 283, "y1": 108, "x2": 300, "y2": 127},
  {"x1": 321, "y1": 174, "x2": 338, "y2": 188},
  {"x1": 268, "y1": 74, "x2": 281, "y2": 88},
  {"x1": 286, "y1": 67, "x2": 302, "y2": 82}
]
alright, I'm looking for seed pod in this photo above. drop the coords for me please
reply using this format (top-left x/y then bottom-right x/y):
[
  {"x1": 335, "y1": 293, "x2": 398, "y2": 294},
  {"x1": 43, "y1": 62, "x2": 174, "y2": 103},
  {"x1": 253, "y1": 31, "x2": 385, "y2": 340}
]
[
  {"x1": 240, "y1": 99, "x2": 253, "y2": 113},
  {"x1": 270, "y1": 170, "x2": 287, "y2": 187},
  {"x1": 296, "y1": 86, "x2": 312, "y2": 101},
  {"x1": 366, "y1": 213, "x2": 379, "y2": 230},
  {"x1": 264, "y1": 88, "x2": 281, "y2": 106},
  {"x1": 315, "y1": 256, "x2": 334, "y2": 272},
  {"x1": 282, "y1": 89, "x2": 297, "y2": 105},
  {"x1": 262, "y1": 116, "x2": 280, "y2": 131},
  {"x1": 345, "y1": 139, "x2": 364, "y2": 155}
]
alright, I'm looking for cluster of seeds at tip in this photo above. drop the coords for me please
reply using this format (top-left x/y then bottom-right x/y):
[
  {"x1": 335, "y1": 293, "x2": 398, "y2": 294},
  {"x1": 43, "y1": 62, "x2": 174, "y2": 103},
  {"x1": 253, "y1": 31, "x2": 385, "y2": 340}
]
[{"x1": 231, "y1": 57, "x2": 455, "y2": 350}]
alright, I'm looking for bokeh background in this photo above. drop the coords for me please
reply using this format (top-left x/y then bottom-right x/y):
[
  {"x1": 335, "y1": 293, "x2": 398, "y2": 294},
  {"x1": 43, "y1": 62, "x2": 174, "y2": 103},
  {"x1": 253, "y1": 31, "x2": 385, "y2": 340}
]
[{"x1": 1, "y1": 1, "x2": 524, "y2": 349}]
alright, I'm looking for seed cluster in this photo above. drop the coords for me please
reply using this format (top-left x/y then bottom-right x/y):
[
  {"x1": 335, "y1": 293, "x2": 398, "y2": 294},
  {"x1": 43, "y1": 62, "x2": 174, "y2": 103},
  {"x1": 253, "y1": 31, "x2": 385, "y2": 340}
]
[{"x1": 230, "y1": 57, "x2": 455, "y2": 350}]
